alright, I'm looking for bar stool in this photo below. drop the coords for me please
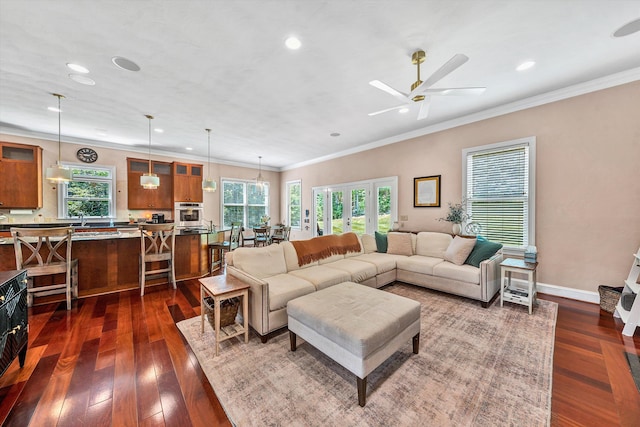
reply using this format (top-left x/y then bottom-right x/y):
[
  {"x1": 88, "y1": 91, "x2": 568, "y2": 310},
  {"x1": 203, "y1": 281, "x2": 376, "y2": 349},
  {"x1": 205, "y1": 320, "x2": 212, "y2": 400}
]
[
  {"x1": 139, "y1": 223, "x2": 176, "y2": 296},
  {"x1": 11, "y1": 226, "x2": 78, "y2": 310},
  {"x1": 208, "y1": 222, "x2": 241, "y2": 273}
]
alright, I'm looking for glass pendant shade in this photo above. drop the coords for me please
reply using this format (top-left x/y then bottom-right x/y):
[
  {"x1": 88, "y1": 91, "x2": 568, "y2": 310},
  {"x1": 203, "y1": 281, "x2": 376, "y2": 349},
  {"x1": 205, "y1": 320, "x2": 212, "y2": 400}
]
[
  {"x1": 203, "y1": 128, "x2": 217, "y2": 192},
  {"x1": 202, "y1": 178, "x2": 217, "y2": 192},
  {"x1": 140, "y1": 173, "x2": 159, "y2": 189},
  {"x1": 255, "y1": 155, "x2": 266, "y2": 187},
  {"x1": 46, "y1": 93, "x2": 71, "y2": 183}
]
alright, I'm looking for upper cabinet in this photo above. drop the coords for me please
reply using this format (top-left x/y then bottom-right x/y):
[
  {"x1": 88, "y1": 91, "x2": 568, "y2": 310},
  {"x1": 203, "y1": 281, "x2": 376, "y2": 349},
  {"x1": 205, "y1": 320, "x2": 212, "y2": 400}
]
[
  {"x1": 127, "y1": 158, "x2": 173, "y2": 210},
  {"x1": 173, "y1": 162, "x2": 203, "y2": 203},
  {"x1": 0, "y1": 141, "x2": 43, "y2": 209}
]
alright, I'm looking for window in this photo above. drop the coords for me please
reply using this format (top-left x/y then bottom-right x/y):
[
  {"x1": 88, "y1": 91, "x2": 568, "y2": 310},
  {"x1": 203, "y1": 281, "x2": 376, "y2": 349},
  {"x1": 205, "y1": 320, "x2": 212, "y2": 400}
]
[
  {"x1": 58, "y1": 164, "x2": 116, "y2": 219},
  {"x1": 463, "y1": 137, "x2": 535, "y2": 251},
  {"x1": 286, "y1": 180, "x2": 302, "y2": 229},
  {"x1": 222, "y1": 179, "x2": 269, "y2": 227}
]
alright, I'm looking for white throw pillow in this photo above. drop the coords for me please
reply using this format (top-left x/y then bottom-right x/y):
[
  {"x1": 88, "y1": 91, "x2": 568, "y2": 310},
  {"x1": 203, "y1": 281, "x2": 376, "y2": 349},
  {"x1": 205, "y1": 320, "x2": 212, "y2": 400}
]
[
  {"x1": 444, "y1": 236, "x2": 477, "y2": 265},
  {"x1": 387, "y1": 232, "x2": 413, "y2": 256}
]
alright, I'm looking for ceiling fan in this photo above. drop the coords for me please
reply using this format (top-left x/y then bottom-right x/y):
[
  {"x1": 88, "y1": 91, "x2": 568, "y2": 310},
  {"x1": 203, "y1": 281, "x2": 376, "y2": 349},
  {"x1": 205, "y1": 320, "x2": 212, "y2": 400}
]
[{"x1": 368, "y1": 50, "x2": 485, "y2": 120}]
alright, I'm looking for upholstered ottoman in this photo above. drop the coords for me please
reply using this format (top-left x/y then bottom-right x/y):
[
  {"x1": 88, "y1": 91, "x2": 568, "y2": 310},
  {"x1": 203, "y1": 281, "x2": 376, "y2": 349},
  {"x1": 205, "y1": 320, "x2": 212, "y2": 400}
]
[{"x1": 287, "y1": 281, "x2": 421, "y2": 406}]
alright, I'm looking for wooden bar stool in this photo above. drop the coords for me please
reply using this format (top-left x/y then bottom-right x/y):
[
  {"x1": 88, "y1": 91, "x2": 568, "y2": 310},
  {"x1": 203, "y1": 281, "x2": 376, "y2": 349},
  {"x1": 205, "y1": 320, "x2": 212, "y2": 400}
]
[
  {"x1": 208, "y1": 222, "x2": 241, "y2": 273},
  {"x1": 11, "y1": 226, "x2": 78, "y2": 310},
  {"x1": 139, "y1": 223, "x2": 176, "y2": 296}
]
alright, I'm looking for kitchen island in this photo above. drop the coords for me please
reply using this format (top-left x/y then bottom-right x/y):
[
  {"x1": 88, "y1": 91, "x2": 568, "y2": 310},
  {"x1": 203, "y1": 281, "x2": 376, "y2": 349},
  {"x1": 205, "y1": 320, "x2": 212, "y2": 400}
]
[{"x1": 0, "y1": 224, "x2": 222, "y2": 302}]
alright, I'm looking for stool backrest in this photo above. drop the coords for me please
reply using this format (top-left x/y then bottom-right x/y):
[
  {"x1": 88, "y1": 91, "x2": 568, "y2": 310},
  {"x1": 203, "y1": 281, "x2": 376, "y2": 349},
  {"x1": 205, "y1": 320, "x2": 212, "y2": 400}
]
[
  {"x1": 11, "y1": 227, "x2": 74, "y2": 274},
  {"x1": 139, "y1": 224, "x2": 176, "y2": 259},
  {"x1": 229, "y1": 222, "x2": 242, "y2": 250}
]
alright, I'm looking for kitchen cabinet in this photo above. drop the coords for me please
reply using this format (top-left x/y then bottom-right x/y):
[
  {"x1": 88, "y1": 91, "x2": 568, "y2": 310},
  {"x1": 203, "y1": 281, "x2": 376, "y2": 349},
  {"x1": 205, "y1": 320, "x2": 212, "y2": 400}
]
[
  {"x1": 127, "y1": 158, "x2": 173, "y2": 209},
  {"x1": 0, "y1": 141, "x2": 42, "y2": 209},
  {"x1": 173, "y1": 162, "x2": 203, "y2": 202}
]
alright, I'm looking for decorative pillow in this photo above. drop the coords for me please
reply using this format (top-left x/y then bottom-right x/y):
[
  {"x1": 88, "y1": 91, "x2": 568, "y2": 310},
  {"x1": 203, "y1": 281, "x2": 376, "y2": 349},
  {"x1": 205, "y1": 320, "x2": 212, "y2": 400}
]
[
  {"x1": 464, "y1": 236, "x2": 503, "y2": 267},
  {"x1": 444, "y1": 236, "x2": 477, "y2": 265},
  {"x1": 386, "y1": 232, "x2": 413, "y2": 256},
  {"x1": 374, "y1": 231, "x2": 388, "y2": 253}
]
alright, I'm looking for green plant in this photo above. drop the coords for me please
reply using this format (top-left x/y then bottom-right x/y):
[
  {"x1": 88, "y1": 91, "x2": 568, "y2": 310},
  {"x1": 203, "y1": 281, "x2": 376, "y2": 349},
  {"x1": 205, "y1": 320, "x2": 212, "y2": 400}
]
[{"x1": 439, "y1": 201, "x2": 468, "y2": 224}]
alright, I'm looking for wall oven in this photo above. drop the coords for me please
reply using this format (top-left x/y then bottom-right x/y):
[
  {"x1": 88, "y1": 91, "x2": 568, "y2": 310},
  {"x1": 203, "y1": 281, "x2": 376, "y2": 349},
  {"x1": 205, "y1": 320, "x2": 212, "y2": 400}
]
[{"x1": 174, "y1": 202, "x2": 205, "y2": 228}]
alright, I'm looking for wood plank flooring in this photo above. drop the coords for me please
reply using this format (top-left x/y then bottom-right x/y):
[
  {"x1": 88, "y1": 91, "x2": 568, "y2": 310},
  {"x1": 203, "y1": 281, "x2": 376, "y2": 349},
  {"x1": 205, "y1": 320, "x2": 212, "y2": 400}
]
[{"x1": 0, "y1": 277, "x2": 638, "y2": 426}]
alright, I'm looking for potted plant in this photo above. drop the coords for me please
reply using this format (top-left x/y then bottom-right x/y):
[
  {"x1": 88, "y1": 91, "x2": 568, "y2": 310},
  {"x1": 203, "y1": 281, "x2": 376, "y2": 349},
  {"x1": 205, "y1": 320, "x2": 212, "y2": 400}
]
[{"x1": 439, "y1": 201, "x2": 468, "y2": 235}]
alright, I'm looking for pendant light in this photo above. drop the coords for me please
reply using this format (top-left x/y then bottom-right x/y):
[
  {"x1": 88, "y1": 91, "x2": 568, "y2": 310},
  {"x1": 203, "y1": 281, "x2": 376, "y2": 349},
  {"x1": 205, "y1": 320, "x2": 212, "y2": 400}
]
[
  {"x1": 140, "y1": 114, "x2": 160, "y2": 189},
  {"x1": 45, "y1": 93, "x2": 72, "y2": 183},
  {"x1": 255, "y1": 155, "x2": 266, "y2": 188},
  {"x1": 202, "y1": 128, "x2": 217, "y2": 192}
]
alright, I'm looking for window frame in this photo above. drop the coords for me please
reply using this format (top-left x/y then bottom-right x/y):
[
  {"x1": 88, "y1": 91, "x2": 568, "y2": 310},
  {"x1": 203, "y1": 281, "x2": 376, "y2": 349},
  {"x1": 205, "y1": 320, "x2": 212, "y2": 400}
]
[
  {"x1": 57, "y1": 162, "x2": 117, "y2": 219},
  {"x1": 286, "y1": 180, "x2": 302, "y2": 230},
  {"x1": 462, "y1": 136, "x2": 536, "y2": 254},
  {"x1": 220, "y1": 178, "x2": 270, "y2": 228}
]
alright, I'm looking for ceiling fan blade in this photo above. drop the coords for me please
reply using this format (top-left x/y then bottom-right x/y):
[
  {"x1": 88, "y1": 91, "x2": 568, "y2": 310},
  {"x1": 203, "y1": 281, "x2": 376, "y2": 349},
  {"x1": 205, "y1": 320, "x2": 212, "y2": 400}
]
[
  {"x1": 408, "y1": 54, "x2": 470, "y2": 99},
  {"x1": 369, "y1": 80, "x2": 410, "y2": 102},
  {"x1": 416, "y1": 97, "x2": 431, "y2": 120},
  {"x1": 423, "y1": 87, "x2": 486, "y2": 96},
  {"x1": 368, "y1": 104, "x2": 409, "y2": 116}
]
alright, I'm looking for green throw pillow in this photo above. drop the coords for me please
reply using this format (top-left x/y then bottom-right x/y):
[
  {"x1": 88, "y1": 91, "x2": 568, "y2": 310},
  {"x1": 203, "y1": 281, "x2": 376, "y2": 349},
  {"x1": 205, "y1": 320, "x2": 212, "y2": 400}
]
[
  {"x1": 374, "y1": 231, "x2": 388, "y2": 253},
  {"x1": 464, "y1": 236, "x2": 503, "y2": 267}
]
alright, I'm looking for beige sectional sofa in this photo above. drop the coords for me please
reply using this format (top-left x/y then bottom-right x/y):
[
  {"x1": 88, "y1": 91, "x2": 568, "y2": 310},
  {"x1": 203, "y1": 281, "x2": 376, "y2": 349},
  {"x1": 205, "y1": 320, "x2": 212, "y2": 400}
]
[{"x1": 226, "y1": 231, "x2": 503, "y2": 342}]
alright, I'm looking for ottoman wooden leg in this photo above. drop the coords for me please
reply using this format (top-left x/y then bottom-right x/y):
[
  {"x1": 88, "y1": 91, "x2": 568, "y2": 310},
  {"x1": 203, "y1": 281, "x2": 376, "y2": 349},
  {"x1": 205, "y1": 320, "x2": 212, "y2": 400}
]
[
  {"x1": 357, "y1": 376, "x2": 367, "y2": 407},
  {"x1": 413, "y1": 333, "x2": 420, "y2": 354},
  {"x1": 289, "y1": 330, "x2": 297, "y2": 351}
]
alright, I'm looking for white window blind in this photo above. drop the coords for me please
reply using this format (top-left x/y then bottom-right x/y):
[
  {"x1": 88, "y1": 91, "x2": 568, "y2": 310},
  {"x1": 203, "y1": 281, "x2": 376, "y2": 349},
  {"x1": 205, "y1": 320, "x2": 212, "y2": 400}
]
[{"x1": 464, "y1": 138, "x2": 535, "y2": 249}]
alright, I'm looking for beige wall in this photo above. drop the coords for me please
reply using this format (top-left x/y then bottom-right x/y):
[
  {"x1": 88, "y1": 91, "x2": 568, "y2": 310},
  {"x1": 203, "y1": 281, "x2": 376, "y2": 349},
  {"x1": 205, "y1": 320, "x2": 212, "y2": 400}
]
[
  {"x1": 0, "y1": 134, "x2": 280, "y2": 229},
  {"x1": 282, "y1": 81, "x2": 640, "y2": 293}
]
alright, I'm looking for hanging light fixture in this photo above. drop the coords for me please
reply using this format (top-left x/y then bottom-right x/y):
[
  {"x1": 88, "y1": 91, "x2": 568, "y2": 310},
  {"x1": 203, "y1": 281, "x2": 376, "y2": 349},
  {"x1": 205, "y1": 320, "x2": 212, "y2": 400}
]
[
  {"x1": 202, "y1": 128, "x2": 217, "y2": 192},
  {"x1": 140, "y1": 114, "x2": 160, "y2": 189},
  {"x1": 45, "y1": 93, "x2": 72, "y2": 183},
  {"x1": 255, "y1": 155, "x2": 266, "y2": 188}
]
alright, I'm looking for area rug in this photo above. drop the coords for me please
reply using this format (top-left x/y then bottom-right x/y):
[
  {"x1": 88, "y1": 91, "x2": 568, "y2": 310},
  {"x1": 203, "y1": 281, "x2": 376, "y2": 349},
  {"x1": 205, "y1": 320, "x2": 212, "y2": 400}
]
[{"x1": 177, "y1": 283, "x2": 557, "y2": 426}]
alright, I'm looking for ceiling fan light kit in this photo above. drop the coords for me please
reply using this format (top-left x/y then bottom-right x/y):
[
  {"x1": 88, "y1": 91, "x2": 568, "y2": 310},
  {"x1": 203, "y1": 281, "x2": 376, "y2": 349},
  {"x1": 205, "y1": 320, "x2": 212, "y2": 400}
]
[{"x1": 369, "y1": 49, "x2": 485, "y2": 120}]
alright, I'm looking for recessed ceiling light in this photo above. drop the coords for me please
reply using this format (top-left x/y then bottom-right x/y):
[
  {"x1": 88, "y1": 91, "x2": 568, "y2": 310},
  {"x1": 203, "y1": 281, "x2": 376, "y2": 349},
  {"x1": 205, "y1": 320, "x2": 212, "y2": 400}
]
[
  {"x1": 398, "y1": 107, "x2": 410, "y2": 114},
  {"x1": 154, "y1": 128, "x2": 164, "y2": 133},
  {"x1": 613, "y1": 17, "x2": 640, "y2": 37},
  {"x1": 68, "y1": 74, "x2": 96, "y2": 85},
  {"x1": 516, "y1": 61, "x2": 536, "y2": 71},
  {"x1": 66, "y1": 63, "x2": 89, "y2": 73},
  {"x1": 48, "y1": 106, "x2": 62, "y2": 112},
  {"x1": 112, "y1": 56, "x2": 141, "y2": 71},
  {"x1": 285, "y1": 36, "x2": 302, "y2": 50},
  {"x1": 330, "y1": 132, "x2": 340, "y2": 137},
  {"x1": 186, "y1": 147, "x2": 193, "y2": 151}
]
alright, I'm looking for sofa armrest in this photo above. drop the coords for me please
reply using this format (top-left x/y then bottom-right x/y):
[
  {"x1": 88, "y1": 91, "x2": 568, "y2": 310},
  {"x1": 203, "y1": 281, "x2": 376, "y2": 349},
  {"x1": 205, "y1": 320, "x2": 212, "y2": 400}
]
[
  {"x1": 227, "y1": 266, "x2": 270, "y2": 336},
  {"x1": 479, "y1": 251, "x2": 504, "y2": 302}
]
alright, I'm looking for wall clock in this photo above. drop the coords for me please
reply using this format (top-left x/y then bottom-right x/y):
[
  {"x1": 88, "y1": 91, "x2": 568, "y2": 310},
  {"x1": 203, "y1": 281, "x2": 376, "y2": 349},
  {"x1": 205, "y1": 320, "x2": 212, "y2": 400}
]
[{"x1": 76, "y1": 147, "x2": 98, "y2": 163}]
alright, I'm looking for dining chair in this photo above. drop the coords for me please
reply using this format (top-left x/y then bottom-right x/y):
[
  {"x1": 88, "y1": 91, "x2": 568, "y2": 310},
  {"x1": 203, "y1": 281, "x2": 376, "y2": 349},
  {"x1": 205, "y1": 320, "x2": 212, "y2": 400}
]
[
  {"x1": 11, "y1": 226, "x2": 78, "y2": 310},
  {"x1": 139, "y1": 223, "x2": 176, "y2": 296},
  {"x1": 209, "y1": 222, "x2": 241, "y2": 272},
  {"x1": 241, "y1": 226, "x2": 255, "y2": 247},
  {"x1": 253, "y1": 226, "x2": 271, "y2": 247},
  {"x1": 271, "y1": 226, "x2": 291, "y2": 244}
]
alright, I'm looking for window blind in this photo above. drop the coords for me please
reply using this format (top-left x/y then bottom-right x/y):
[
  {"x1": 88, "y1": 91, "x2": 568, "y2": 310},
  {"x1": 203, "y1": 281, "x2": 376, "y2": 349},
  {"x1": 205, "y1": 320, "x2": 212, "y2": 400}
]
[{"x1": 466, "y1": 144, "x2": 529, "y2": 248}]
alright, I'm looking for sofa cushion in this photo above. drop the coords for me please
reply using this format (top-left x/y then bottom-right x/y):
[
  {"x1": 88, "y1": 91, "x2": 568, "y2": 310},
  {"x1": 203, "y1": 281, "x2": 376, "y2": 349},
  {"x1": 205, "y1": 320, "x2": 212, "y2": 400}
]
[
  {"x1": 433, "y1": 262, "x2": 480, "y2": 284},
  {"x1": 360, "y1": 234, "x2": 377, "y2": 254},
  {"x1": 324, "y1": 258, "x2": 377, "y2": 282},
  {"x1": 266, "y1": 274, "x2": 316, "y2": 311},
  {"x1": 374, "y1": 231, "x2": 388, "y2": 253},
  {"x1": 354, "y1": 253, "x2": 404, "y2": 274},
  {"x1": 318, "y1": 253, "x2": 345, "y2": 264},
  {"x1": 444, "y1": 236, "x2": 477, "y2": 266},
  {"x1": 396, "y1": 255, "x2": 444, "y2": 275},
  {"x1": 387, "y1": 232, "x2": 413, "y2": 256},
  {"x1": 289, "y1": 265, "x2": 351, "y2": 291},
  {"x1": 345, "y1": 234, "x2": 365, "y2": 258},
  {"x1": 232, "y1": 245, "x2": 287, "y2": 279},
  {"x1": 415, "y1": 232, "x2": 453, "y2": 258},
  {"x1": 464, "y1": 236, "x2": 503, "y2": 267},
  {"x1": 282, "y1": 241, "x2": 318, "y2": 272}
]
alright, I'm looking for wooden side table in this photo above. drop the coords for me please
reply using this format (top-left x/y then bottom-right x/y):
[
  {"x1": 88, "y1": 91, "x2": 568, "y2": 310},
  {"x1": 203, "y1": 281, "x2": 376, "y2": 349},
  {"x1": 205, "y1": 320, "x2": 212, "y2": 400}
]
[
  {"x1": 500, "y1": 258, "x2": 538, "y2": 314},
  {"x1": 199, "y1": 275, "x2": 250, "y2": 356}
]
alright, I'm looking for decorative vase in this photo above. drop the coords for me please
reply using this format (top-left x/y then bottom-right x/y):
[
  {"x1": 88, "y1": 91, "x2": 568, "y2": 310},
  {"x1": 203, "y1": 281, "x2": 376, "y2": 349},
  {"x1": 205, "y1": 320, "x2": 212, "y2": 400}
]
[
  {"x1": 391, "y1": 221, "x2": 400, "y2": 231},
  {"x1": 452, "y1": 223, "x2": 461, "y2": 235}
]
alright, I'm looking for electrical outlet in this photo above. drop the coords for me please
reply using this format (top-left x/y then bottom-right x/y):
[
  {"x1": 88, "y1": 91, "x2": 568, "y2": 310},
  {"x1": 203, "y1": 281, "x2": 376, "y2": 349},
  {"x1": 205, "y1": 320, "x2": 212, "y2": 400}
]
[{"x1": 400, "y1": 215, "x2": 408, "y2": 221}]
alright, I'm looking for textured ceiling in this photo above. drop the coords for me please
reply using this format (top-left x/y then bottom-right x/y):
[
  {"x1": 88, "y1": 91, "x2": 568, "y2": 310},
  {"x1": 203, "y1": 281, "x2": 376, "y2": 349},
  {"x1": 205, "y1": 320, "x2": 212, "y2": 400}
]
[{"x1": 1, "y1": 0, "x2": 639, "y2": 170}]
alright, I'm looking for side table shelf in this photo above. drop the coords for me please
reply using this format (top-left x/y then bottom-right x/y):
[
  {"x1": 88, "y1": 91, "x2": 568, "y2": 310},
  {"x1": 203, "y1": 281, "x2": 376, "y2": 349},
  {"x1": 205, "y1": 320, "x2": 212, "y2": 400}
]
[
  {"x1": 500, "y1": 258, "x2": 538, "y2": 314},
  {"x1": 614, "y1": 248, "x2": 640, "y2": 337}
]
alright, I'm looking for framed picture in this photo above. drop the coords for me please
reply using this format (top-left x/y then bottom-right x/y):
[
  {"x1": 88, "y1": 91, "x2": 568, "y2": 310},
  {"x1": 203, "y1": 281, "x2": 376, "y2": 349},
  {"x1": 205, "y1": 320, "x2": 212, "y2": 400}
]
[{"x1": 414, "y1": 175, "x2": 441, "y2": 207}]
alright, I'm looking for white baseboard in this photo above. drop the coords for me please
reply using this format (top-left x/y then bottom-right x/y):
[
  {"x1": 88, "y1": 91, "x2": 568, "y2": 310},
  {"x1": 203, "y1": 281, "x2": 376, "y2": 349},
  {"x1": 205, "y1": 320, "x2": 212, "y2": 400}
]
[{"x1": 508, "y1": 278, "x2": 599, "y2": 304}]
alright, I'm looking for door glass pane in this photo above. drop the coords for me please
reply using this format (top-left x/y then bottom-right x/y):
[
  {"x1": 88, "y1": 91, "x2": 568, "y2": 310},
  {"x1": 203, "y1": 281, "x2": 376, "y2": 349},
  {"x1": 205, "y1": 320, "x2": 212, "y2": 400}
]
[
  {"x1": 351, "y1": 188, "x2": 366, "y2": 234},
  {"x1": 377, "y1": 186, "x2": 391, "y2": 233},
  {"x1": 176, "y1": 164, "x2": 188, "y2": 175},
  {"x1": 331, "y1": 191, "x2": 343, "y2": 234},
  {"x1": 315, "y1": 192, "x2": 324, "y2": 236},
  {"x1": 153, "y1": 163, "x2": 172, "y2": 175}
]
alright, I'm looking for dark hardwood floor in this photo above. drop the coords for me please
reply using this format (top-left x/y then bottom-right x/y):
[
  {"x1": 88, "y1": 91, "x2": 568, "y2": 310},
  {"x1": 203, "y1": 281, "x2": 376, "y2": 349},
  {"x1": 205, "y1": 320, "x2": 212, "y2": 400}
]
[{"x1": 1, "y1": 276, "x2": 638, "y2": 426}]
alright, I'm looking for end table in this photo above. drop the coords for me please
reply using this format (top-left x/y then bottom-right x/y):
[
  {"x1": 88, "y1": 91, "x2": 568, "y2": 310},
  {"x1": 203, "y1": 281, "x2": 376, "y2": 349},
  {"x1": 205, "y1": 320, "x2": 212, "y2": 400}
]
[
  {"x1": 199, "y1": 275, "x2": 250, "y2": 356},
  {"x1": 500, "y1": 258, "x2": 538, "y2": 314}
]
